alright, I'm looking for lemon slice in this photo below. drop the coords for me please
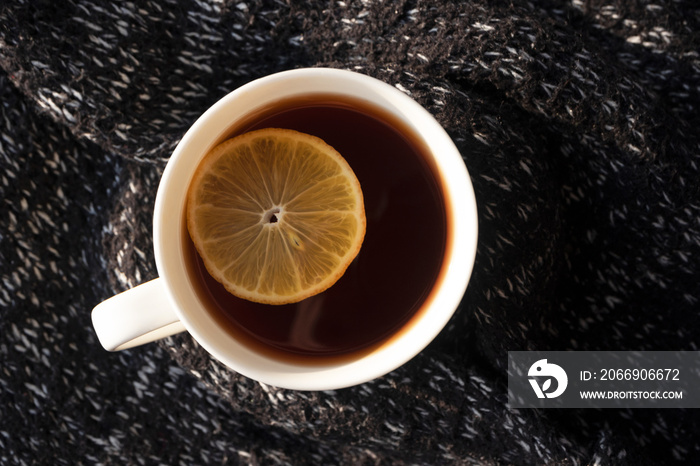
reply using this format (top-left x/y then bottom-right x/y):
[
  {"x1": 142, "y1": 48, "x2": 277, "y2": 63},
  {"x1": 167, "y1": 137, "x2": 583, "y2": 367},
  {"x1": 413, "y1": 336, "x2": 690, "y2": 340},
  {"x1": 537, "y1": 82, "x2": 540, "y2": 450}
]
[{"x1": 186, "y1": 128, "x2": 366, "y2": 305}]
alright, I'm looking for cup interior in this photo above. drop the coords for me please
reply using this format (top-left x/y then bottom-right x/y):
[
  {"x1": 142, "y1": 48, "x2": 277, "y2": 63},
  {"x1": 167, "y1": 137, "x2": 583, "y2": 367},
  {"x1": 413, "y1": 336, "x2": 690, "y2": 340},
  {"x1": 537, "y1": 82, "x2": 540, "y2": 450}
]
[{"x1": 154, "y1": 68, "x2": 478, "y2": 390}]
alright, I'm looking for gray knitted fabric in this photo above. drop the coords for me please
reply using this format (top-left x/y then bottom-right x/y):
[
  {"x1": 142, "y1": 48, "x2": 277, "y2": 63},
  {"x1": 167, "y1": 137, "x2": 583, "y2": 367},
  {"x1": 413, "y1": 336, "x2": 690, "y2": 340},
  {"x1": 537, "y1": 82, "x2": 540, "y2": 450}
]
[{"x1": 1, "y1": 0, "x2": 699, "y2": 464}]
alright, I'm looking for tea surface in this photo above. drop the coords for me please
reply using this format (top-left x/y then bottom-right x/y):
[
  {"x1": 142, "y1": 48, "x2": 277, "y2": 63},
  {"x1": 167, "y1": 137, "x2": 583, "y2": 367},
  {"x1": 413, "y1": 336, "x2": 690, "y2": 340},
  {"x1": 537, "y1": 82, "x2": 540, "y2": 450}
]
[{"x1": 185, "y1": 94, "x2": 449, "y2": 364}]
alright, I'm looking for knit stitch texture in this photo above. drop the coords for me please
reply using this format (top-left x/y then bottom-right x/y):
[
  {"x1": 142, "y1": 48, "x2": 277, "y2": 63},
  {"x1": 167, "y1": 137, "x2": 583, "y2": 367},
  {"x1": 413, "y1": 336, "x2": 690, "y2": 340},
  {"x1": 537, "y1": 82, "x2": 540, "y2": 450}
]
[{"x1": 1, "y1": 0, "x2": 699, "y2": 464}]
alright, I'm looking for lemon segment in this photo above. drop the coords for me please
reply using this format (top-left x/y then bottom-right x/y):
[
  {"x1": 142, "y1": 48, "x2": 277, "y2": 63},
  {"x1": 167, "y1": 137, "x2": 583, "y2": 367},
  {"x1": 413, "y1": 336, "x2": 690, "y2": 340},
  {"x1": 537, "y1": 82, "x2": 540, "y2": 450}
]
[{"x1": 187, "y1": 128, "x2": 366, "y2": 305}]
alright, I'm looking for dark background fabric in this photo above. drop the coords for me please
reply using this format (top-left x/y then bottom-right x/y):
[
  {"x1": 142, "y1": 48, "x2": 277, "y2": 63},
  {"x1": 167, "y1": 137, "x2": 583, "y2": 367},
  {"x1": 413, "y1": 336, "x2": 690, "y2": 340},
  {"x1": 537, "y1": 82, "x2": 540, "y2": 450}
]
[{"x1": 1, "y1": 0, "x2": 699, "y2": 464}]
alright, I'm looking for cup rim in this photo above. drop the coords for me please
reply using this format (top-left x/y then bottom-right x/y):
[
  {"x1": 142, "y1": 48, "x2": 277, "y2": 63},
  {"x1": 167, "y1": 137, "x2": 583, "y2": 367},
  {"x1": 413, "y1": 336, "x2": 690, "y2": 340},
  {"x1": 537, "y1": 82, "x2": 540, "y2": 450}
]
[{"x1": 154, "y1": 67, "x2": 478, "y2": 390}]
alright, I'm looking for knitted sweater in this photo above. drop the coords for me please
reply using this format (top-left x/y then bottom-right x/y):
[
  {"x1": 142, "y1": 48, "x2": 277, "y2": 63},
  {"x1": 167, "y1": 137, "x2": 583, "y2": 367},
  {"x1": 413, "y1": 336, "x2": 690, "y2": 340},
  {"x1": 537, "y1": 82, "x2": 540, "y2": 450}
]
[{"x1": 1, "y1": 0, "x2": 699, "y2": 464}]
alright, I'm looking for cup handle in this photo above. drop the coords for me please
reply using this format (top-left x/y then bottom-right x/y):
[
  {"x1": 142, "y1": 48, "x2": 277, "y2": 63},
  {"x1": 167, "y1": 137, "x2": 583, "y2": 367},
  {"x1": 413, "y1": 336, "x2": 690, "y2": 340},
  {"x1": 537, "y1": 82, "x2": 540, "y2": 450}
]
[{"x1": 92, "y1": 278, "x2": 187, "y2": 351}]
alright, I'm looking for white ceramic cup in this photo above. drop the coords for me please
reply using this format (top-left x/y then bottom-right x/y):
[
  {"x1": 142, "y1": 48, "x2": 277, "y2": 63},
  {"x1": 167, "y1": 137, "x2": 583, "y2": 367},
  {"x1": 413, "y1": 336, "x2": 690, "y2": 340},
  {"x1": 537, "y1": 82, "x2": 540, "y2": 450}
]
[{"x1": 92, "y1": 68, "x2": 478, "y2": 390}]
